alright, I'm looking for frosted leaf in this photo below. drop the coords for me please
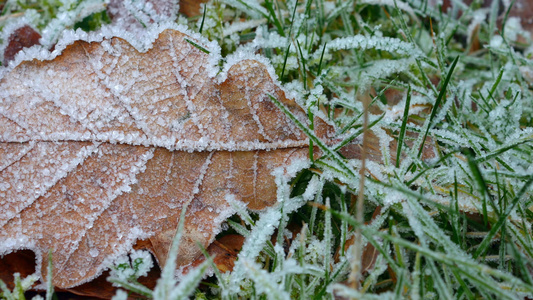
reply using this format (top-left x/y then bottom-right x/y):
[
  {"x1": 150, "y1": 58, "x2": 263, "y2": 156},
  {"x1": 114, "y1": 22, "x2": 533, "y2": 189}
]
[{"x1": 0, "y1": 25, "x2": 324, "y2": 289}]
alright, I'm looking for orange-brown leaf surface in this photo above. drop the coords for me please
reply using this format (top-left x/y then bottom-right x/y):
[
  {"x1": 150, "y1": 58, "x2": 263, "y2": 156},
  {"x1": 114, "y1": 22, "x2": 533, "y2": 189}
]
[{"x1": 0, "y1": 28, "x2": 316, "y2": 288}]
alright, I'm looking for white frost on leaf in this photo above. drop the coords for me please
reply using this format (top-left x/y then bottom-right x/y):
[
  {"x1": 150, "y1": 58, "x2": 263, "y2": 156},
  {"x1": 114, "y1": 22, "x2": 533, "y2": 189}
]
[{"x1": 0, "y1": 17, "x2": 319, "y2": 289}]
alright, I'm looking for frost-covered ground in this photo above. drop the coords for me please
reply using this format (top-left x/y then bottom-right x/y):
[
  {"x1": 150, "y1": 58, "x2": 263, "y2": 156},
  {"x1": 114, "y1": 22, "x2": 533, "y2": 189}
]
[{"x1": 1, "y1": 0, "x2": 533, "y2": 299}]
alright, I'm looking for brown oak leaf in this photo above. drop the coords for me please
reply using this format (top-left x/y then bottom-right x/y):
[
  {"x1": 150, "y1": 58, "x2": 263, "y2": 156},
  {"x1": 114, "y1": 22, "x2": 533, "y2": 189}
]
[
  {"x1": 0, "y1": 27, "x2": 320, "y2": 289},
  {"x1": 2, "y1": 25, "x2": 42, "y2": 66}
]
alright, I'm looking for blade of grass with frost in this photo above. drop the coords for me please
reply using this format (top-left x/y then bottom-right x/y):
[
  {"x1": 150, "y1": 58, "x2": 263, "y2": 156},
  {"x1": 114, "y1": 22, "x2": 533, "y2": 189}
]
[
  {"x1": 509, "y1": 241, "x2": 533, "y2": 286},
  {"x1": 453, "y1": 266, "x2": 475, "y2": 300},
  {"x1": 243, "y1": 260, "x2": 290, "y2": 299},
  {"x1": 307, "y1": 176, "x2": 324, "y2": 236},
  {"x1": 296, "y1": 223, "x2": 307, "y2": 267},
  {"x1": 224, "y1": 207, "x2": 282, "y2": 296},
  {"x1": 264, "y1": 239, "x2": 278, "y2": 259},
  {"x1": 361, "y1": 254, "x2": 388, "y2": 293},
  {"x1": 331, "y1": 283, "x2": 397, "y2": 300},
  {"x1": 307, "y1": 107, "x2": 315, "y2": 162},
  {"x1": 487, "y1": 67, "x2": 505, "y2": 102},
  {"x1": 107, "y1": 277, "x2": 153, "y2": 298},
  {"x1": 339, "y1": 192, "x2": 349, "y2": 255},
  {"x1": 396, "y1": 85, "x2": 412, "y2": 168},
  {"x1": 411, "y1": 252, "x2": 422, "y2": 298},
  {"x1": 279, "y1": 1, "x2": 297, "y2": 79},
  {"x1": 324, "y1": 197, "x2": 332, "y2": 282},
  {"x1": 335, "y1": 113, "x2": 384, "y2": 151},
  {"x1": 315, "y1": 35, "x2": 426, "y2": 62},
  {"x1": 464, "y1": 148, "x2": 495, "y2": 226},
  {"x1": 501, "y1": 0, "x2": 517, "y2": 40},
  {"x1": 280, "y1": 43, "x2": 291, "y2": 79},
  {"x1": 46, "y1": 250, "x2": 54, "y2": 300},
  {"x1": 12, "y1": 274, "x2": 24, "y2": 300},
  {"x1": 499, "y1": 225, "x2": 507, "y2": 271},
  {"x1": 296, "y1": 40, "x2": 307, "y2": 90},
  {"x1": 488, "y1": 0, "x2": 500, "y2": 43},
  {"x1": 474, "y1": 138, "x2": 533, "y2": 164},
  {"x1": 264, "y1": 0, "x2": 284, "y2": 36},
  {"x1": 393, "y1": 269, "x2": 408, "y2": 298},
  {"x1": 197, "y1": 242, "x2": 226, "y2": 291},
  {"x1": 390, "y1": 225, "x2": 406, "y2": 270},
  {"x1": 404, "y1": 152, "x2": 457, "y2": 186},
  {"x1": 474, "y1": 175, "x2": 533, "y2": 259},
  {"x1": 331, "y1": 209, "x2": 402, "y2": 276},
  {"x1": 426, "y1": 258, "x2": 453, "y2": 299},
  {"x1": 225, "y1": 194, "x2": 255, "y2": 226},
  {"x1": 267, "y1": 94, "x2": 357, "y2": 181},
  {"x1": 450, "y1": 173, "x2": 464, "y2": 247},
  {"x1": 227, "y1": 219, "x2": 251, "y2": 238},
  {"x1": 185, "y1": 39, "x2": 210, "y2": 54},
  {"x1": 316, "y1": 42, "x2": 327, "y2": 76},
  {"x1": 169, "y1": 260, "x2": 210, "y2": 299},
  {"x1": 338, "y1": 110, "x2": 364, "y2": 135},
  {"x1": 153, "y1": 204, "x2": 189, "y2": 299},
  {"x1": 199, "y1": 4, "x2": 207, "y2": 33},
  {"x1": 0, "y1": 280, "x2": 14, "y2": 300},
  {"x1": 417, "y1": 55, "x2": 459, "y2": 159},
  {"x1": 405, "y1": 196, "x2": 467, "y2": 254},
  {"x1": 390, "y1": 0, "x2": 417, "y2": 47},
  {"x1": 512, "y1": 206, "x2": 533, "y2": 258},
  {"x1": 367, "y1": 177, "x2": 452, "y2": 213}
]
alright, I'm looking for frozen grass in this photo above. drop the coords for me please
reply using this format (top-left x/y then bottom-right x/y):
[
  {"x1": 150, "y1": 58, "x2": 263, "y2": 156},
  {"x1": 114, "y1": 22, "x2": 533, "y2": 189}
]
[{"x1": 1, "y1": 0, "x2": 533, "y2": 299}]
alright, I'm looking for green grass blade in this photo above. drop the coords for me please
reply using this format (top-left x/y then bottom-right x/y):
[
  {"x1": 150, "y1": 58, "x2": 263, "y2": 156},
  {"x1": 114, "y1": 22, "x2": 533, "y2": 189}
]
[
  {"x1": 396, "y1": 85, "x2": 412, "y2": 168},
  {"x1": 199, "y1": 4, "x2": 207, "y2": 34},
  {"x1": 474, "y1": 175, "x2": 533, "y2": 258},
  {"x1": 267, "y1": 94, "x2": 356, "y2": 180},
  {"x1": 417, "y1": 55, "x2": 459, "y2": 159}
]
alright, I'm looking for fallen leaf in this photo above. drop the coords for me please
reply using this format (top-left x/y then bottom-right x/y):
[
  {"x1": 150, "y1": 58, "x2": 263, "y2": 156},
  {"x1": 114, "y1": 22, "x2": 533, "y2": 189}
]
[
  {"x1": 2, "y1": 25, "x2": 41, "y2": 66},
  {"x1": 0, "y1": 27, "x2": 318, "y2": 289},
  {"x1": 0, "y1": 250, "x2": 37, "y2": 290},
  {"x1": 179, "y1": 0, "x2": 209, "y2": 17},
  {"x1": 187, "y1": 234, "x2": 245, "y2": 274}
]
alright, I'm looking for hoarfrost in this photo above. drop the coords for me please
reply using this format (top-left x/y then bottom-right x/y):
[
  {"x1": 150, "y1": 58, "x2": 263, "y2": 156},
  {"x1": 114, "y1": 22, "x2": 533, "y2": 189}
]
[{"x1": 302, "y1": 175, "x2": 322, "y2": 201}]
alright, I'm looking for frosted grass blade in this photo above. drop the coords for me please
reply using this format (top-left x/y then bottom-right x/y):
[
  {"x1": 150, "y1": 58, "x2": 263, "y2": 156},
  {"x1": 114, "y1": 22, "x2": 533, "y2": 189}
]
[
  {"x1": 417, "y1": 56, "x2": 459, "y2": 159},
  {"x1": 396, "y1": 85, "x2": 412, "y2": 168}
]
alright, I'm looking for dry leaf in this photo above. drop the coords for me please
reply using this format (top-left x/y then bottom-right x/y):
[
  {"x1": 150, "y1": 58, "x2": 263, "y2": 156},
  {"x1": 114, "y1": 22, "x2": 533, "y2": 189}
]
[
  {"x1": 2, "y1": 25, "x2": 41, "y2": 66},
  {"x1": 179, "y1": 0, "x2": 209, "y2": 17},
  {"x1": 0, "y1": 27, "x2": 318, "y2": 288},
  {"x1": 187, "y1": 234, "x2": 245, "y2": 273}
]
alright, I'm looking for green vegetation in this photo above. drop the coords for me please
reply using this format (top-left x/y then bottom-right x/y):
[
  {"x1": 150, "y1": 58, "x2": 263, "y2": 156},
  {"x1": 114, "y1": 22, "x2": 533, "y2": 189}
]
[{"x1": 1, "y1": 0, "x2": 533, "y2": 299}]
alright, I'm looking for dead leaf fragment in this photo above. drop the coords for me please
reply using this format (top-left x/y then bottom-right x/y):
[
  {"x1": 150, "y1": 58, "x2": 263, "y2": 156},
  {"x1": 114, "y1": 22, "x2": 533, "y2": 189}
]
[
  {"x1": 0, "y1": 28, "x2": 315, "y2": 289},
  {"x1": 180, "y1": 0, "x2": 209, "y2": 17},
  {"x1": 3, "y1": 25, "x2": 41, "y2": 66}
]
